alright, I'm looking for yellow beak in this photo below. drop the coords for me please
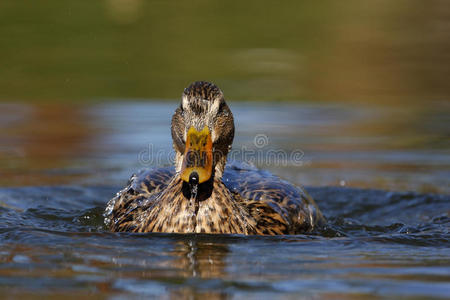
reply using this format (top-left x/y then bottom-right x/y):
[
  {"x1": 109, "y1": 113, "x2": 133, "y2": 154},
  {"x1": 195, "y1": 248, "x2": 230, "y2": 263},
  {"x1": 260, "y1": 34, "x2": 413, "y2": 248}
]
[{"x1": 181, "y1": 126, "x2": 213, "y2": 184}]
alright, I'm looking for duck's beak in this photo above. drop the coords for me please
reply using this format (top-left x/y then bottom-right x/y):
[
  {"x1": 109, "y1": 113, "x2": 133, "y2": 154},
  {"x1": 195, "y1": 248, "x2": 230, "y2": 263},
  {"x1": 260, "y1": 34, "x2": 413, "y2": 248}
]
[{"x1": 181, "y1": 126, "x2": 213, "y2": 184}]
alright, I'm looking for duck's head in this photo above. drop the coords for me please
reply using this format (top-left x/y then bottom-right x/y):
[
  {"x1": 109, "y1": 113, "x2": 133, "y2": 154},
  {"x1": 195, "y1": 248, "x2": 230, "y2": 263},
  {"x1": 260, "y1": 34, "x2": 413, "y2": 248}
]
[{"x1": 171, "y1": 81, "x2": 234, "y2": 186}]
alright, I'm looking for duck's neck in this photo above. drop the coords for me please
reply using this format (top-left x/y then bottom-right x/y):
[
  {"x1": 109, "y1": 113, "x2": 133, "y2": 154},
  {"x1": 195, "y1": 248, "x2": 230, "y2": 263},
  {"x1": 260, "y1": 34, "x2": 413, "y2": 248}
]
[
  {"x1": 180, "y1": 174, "x2": 214, "y2": 218},
  {"x1": 141, "y1": 175, "x2": 257, "y2": 234}
]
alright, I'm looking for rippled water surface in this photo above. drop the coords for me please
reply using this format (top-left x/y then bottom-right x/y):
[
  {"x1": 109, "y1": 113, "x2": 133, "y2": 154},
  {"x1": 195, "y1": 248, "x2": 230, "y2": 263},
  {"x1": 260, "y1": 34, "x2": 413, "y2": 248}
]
[
  {"x1": 0, "y1": 101, "x2": 449, "y2": 299},
  {"x1": 2, "y1": 0, "x2": 450, "y2": 297}
]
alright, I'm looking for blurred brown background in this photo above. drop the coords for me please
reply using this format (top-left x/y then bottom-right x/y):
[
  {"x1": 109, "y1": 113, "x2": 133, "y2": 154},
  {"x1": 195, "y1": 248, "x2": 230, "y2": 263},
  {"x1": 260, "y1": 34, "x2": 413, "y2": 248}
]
[{"x1": 0, "y1": 0, "x2": 449, "y2": 104}]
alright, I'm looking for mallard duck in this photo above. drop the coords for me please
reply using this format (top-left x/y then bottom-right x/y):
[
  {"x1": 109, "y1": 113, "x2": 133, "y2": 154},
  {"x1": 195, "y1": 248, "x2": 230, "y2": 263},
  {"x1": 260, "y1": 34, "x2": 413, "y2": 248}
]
[{"x1": 104, "y1": 81, "x2": 324, "y2": 235}]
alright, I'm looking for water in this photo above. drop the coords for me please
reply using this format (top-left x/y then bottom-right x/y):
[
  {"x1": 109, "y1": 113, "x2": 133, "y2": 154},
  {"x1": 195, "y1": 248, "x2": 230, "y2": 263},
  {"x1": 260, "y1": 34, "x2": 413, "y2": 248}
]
[
  {"x1": 0, "y1": 185, "x2": 448, "y2": 299},
  {"x1": 0, "y1": 102, "x2": 449, "y2": 299}
]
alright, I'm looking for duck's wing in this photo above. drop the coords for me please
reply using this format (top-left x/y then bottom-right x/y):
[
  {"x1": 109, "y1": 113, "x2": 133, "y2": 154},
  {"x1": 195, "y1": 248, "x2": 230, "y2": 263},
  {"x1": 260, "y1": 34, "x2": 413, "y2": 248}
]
[
  {"x1": 129, "y1": 166, "x2": 176, "y2": 194},
  {"x1": 223, "y1": 162, "x2": 325, "y2": 234},
  {"x1": 104, "y1": 166, "x2": 175, "y2": 231}
]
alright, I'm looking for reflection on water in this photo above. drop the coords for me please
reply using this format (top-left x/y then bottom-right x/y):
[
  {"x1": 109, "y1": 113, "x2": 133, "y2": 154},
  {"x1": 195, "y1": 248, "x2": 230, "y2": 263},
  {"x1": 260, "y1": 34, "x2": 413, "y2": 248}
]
[
  {"x1": 1, "y1": 101, "x2": 449, "y2": 194},
  {"x1": 0, "y1": 103, "x2": 94, "y2": 185},
  {"x1": 175, "y1": 241, "x2": 228, "y2": 278}
]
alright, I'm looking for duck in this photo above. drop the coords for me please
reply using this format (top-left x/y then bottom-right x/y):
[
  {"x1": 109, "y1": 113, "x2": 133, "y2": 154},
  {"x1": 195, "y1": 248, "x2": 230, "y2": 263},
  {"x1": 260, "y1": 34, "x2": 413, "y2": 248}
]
[{"x1": 104, "y1": 81, "x2": 325, "y2": 235}]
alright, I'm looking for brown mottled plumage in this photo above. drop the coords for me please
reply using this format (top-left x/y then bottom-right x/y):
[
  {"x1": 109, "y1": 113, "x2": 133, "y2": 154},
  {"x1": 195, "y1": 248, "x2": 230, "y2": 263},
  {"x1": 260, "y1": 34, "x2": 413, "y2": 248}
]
[{"x1": 104, "y1": 81, "x2": 325, "y2": 234}]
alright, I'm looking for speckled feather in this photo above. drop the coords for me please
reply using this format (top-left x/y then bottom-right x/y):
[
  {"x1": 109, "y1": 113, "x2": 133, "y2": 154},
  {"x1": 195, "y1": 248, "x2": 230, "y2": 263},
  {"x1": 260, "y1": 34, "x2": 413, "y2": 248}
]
[
  {"x1": 105, "y1": 163, "x2": 324, "y2": 234},
  {"x1": 183, "y1": 81, "x2": 222, "y2": 102}
]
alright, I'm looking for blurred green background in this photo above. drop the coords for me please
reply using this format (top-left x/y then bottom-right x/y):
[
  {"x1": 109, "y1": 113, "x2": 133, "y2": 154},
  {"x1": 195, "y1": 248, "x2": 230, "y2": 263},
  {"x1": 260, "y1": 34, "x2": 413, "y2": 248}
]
[{"x1": 1, "y1": 0, "x2": 449, "y2": 103}]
